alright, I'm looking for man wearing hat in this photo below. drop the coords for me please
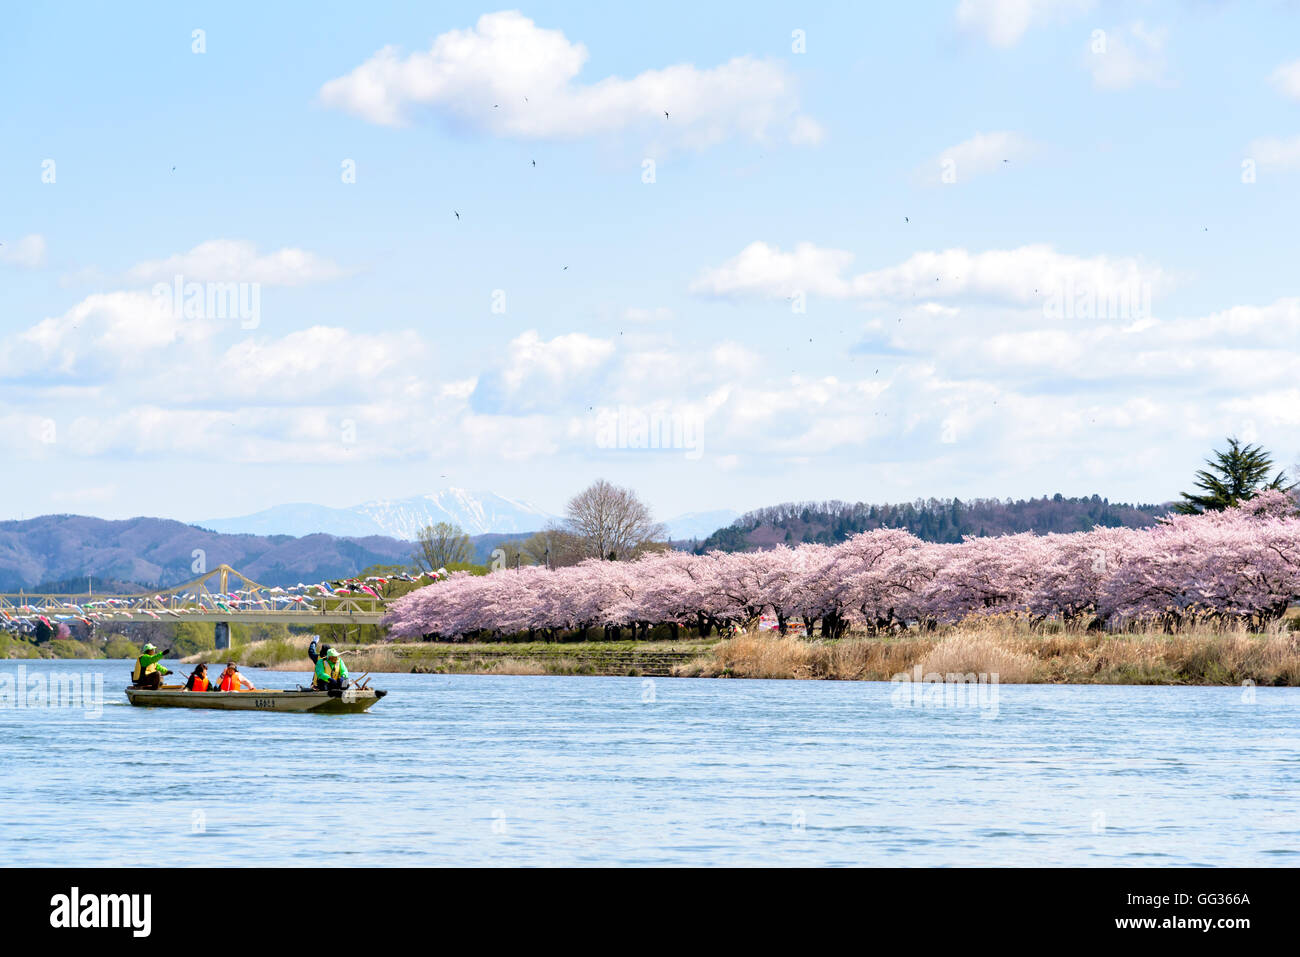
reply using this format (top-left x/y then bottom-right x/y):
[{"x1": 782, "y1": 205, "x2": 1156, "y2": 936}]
[
  {"x1": 131, "y1": 643, "x2": 171, "y2": 689},
  {"x1": 314, "y1": 646, "x2": 349, "y2": 691}
]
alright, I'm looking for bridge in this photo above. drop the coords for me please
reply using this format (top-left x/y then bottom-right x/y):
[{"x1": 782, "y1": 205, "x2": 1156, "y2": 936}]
[{"x1": 0, "y1": 564, "x2": 396, "y2": 649}]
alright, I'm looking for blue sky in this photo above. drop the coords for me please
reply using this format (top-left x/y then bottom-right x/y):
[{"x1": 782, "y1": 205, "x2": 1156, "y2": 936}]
[{"x1": 3, "y1": 1, "x2": 1300, "y2": 524}]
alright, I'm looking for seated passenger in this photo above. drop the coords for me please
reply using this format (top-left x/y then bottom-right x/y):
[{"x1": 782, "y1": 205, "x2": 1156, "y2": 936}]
[
  {"x1": 131, "y1": 643, "x2": 171, "y2": 689},
  {"x1": 217, "y1": 662, "x2": 254, "y2": 692},
  {"x1": 314, "y1": 647, "x2": 349, "y2": 691},
  {"x1": 184, "y1": 663, "x2": 212, "y2": 691}
]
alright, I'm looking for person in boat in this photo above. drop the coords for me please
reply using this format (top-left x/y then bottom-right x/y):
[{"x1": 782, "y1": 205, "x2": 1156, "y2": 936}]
[
  {"x1": 131, "y1": 643, "x2": 171, "y2": 689},
  {"x1": 216, "y1": 662, "x2": 255, "y2": 692},
  {"x1": 184, "y1": 663, "x2": 212, "y2": 691},
  {"x1": 314, "y1": 647, "x2": 349, "y2": 691},
  {"x1": 309, "y1": 638, "x2": 336, "y2": 666}
]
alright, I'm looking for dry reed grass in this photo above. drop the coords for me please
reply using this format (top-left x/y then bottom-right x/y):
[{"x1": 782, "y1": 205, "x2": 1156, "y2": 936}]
[
  {"x1": 677, "y1": 619, "x2": 1300, "y2": 685},
  {"x1": 486, "y1": 659, "x2": 549, "y2": 675},
  {"x1": 916, "y1": 632, "x2": 1040, "y2": 684}
]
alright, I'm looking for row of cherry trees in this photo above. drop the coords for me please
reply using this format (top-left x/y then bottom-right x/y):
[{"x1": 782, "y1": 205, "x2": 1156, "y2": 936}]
[{"x1": 383, "y1": 493, "x2": 1300, "y2": 641}]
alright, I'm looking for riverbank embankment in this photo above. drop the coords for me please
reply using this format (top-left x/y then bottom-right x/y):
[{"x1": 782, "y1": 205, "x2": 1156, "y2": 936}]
[{"x1": 181, "y1": 619, "x2": 1300, "y2": 685}]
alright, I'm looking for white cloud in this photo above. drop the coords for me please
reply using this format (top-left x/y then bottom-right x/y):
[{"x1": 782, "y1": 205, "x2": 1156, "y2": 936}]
[
  {"x1": 955, "y1": 0, "x2": 1094, "y2": 48},
  {"x1": 471, "y1": 330, "x2": 617, "y2": 414},
  {"x1": 125, "y1": 240, "x2": 346, "y2": 286},
  {"x1": 925, "y1": 130, "x2": 1035, "y2": 184},
  {"x1": 690, "y1": 241, "x2": 857, "y2": 299},
  {"x1": 1246, "y1": 134, "x2": 1300, "y2": 172},
  {"x1": 319, "y1": 10, "x2": 819, "y2": 149},
  {"x1": 213, "y1": 326, "x2": 427, "y2": 403},
  {"x1": 6, "y1": 268, "x2": 1297, "y2": 488},
  {"x1": 440, "y1": 378, "x2": 477, "y2": 400},
  {"x1": 2, "y1": 291, "x2": 216, "y2": 378},
  {"x1": 1225, "y1": 390, "x2": 1300, "y2": 428},
  {"x1": 692, "y1": 242, "x2": 1168, "y2": 306},
  {"x1": 933, "y1": 297, "x2": 1300, "y2": 395},
  {"x1": 499, "y1": 330, "x2": 614, "y2": 391},
  {"x1": 1270, "y1": 60, "x2": 1300, "y2": 100},
  {"x1": 1086, "y1": 22, "x2": 1170, "y2": 91},
  {"x1": 0, "y1": 234, "x2": 47, "y2": 269}
]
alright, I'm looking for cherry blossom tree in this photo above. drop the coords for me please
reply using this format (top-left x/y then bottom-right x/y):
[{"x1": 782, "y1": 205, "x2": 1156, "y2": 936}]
[{"x1": 384, "y1": 498, "x2": 1300, "y2": 640}]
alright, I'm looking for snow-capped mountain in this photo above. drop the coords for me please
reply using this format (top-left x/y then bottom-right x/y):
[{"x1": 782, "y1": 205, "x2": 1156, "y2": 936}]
[
  {"x1": 201, "y1": 488, "x2": 558, "y2": 539},
  {"x1": 662, "y1": 509, "x2": 740, "y2": 541},
  {"x1": 354, "y1": 490, "x2": 558, "y2": 538},
  {"x1": 200, "y1": 490, "x2": 737, "y2": 542}
]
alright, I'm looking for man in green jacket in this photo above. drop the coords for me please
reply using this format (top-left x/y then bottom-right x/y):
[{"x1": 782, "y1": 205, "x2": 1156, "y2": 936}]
[
  {"x1": 131, "y1": 643, "x2": 171, "y2": 689},
  {"x1": 314, "y1": 647, "x2": 349, "y2": 691}
]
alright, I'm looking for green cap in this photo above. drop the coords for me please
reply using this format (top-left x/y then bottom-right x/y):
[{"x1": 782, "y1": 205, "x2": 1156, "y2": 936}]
[{"x1": 327, "y1": 648, "x2": 340, "y2": 658}]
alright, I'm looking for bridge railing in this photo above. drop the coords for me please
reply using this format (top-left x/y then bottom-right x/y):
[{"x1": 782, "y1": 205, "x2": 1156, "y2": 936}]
[
  {"x1": 0, "y1": 563, "x2": 447, "y2": 628},
  {"x1": 0, "y1": 593, "x2": 387, "y2": 619}
]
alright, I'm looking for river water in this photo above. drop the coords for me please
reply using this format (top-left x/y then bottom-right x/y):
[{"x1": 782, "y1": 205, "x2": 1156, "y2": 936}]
[{"x1": 0, "y1": 659, "x2": 1296, "y2": 866}]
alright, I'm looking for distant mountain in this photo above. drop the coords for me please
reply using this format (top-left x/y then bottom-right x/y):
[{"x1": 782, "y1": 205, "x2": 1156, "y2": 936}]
[
  {"x1": 0, "y1": 515, "x2": 418, "y2": 592},
  {"x1": 663, "y1": 509, "x2": 741, "y2": 541},
  {"x1": 696, "y1": 495, "x2": 1171, "y2": 552},
  {"x1": 30, "y1": 574, "x2": 149, "y2": 595},
  {"x1": 356, "y1": 489, "x2": 556, "y2": 538},
  {"x1": 201, "y1": 488, "x2": 558, "y2": 538},
  {"x1": 196, "y1": 503, "x2": 383, "y2": 538}
]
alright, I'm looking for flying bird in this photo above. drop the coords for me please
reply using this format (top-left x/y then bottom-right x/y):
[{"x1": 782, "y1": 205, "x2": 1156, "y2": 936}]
[
  {"x1": 454, "y1": 211, "x2": 460, "y2": 220},
  {"x1": 904, "y1": 217, "x2": 909, "y2": 223},
  {"x1": 531, "y1": 160, "x2": 536, "y2": 167},
  {"x1": 664, "y1": 111, "x2": 669, "y2": 119}
]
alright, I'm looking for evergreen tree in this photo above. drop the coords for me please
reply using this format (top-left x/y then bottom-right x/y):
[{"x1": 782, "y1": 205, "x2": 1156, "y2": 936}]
[{"x1": 1174, "y1": 438, "x2": 1295, "y2": 514}]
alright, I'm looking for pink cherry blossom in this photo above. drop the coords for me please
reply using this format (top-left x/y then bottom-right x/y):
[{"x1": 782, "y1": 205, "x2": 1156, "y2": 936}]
[{"x1": 383, "y1": 498, "x2": 1300, "y2": 640}]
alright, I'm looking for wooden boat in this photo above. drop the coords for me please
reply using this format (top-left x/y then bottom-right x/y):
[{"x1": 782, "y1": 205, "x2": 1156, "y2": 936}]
[{"x1": 124, "y1": 684, "x2": 387, "y2": 714}]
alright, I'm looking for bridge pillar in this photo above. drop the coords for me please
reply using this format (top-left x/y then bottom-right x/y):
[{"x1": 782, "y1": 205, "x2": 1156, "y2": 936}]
[{"x1": 214, "y1": 621, "x2": 231, "y2": 651}]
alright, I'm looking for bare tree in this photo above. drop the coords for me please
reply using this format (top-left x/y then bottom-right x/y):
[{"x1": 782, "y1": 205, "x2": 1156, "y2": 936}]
[
  {"x1": 413, "y1": 522, "x2": 473, "y2": 571},
  {"x1": 522, "y1": 527, "x2": 585, "y2": 568},
  {"x1": 564, "y1": 479, "x2": 667, "y2": 561}
]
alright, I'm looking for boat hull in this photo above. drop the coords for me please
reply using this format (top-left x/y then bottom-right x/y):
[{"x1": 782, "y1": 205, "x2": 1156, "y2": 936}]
[{"x1": 124, "y1": 686, "x2": 386, "y2": 714}]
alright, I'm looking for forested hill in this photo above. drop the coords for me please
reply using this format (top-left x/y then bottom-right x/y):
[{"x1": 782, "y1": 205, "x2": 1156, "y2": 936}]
[{"x1": 694, "y1": 495, "x2": 1170, "y2": 552}]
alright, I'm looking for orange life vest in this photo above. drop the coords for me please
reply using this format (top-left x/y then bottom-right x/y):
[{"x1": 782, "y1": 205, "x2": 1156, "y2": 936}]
[
  {"x1": 191, "y1": 676, "x2": 209, "y2": 691},
  {"x1": 219, "y1": 671, "x2": 241, "y2": 691}
]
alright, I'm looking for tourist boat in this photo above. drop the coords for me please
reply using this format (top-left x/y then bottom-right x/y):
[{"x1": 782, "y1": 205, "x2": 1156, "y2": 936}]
[{"x1": 124, "y1": 685, "x2": 387, "y2": 714}]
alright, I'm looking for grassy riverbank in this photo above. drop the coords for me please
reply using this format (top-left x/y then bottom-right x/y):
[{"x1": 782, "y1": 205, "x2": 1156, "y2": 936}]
[
  {"x1": 0, "y1": 632, "x2": 142, "y2": 660},
  {"x1": 186, "y1": 635, "x2": 716, "y2": 677},
  {"x1": 178, "y1": 619, "x2": 1300, "y2": 685}
]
